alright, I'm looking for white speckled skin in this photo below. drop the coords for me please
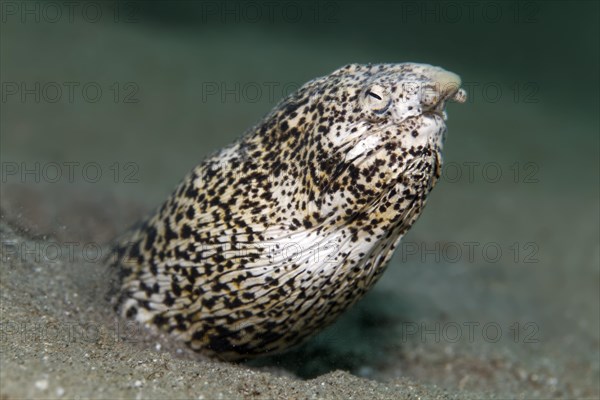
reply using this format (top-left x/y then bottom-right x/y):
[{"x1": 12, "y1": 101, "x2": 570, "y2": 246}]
[{"x1": 112, "y1": 63, "x2": 465, "y2": 360}]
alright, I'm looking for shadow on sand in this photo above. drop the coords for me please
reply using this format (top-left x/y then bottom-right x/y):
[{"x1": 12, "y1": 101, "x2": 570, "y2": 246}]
[{"x1": 247, "y1": 290, "x2": 414, "y2": 379}]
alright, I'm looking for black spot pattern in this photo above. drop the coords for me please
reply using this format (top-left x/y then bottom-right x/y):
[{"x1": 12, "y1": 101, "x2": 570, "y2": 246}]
[{"x1": 112, "y1": 63, "x2": 464, "y2": 360}]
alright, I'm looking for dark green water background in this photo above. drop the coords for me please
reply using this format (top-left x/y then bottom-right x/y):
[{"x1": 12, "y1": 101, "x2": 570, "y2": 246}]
[{"x1": 2, "y1": 1, "x2": 598, "y2": 201}]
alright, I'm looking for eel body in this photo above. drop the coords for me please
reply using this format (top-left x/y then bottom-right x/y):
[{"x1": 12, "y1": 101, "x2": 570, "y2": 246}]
[{"x1": 113, "y1": 63, "x2": 466, "y2": 360}]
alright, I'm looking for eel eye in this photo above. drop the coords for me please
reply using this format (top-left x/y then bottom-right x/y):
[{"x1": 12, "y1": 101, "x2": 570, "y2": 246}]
[
  {"x1": 367, "y1": 91, "x2": 382, "y2": 100},
  {"x1": 363, "y1": 85, "x2": 391, "y2": 114}
]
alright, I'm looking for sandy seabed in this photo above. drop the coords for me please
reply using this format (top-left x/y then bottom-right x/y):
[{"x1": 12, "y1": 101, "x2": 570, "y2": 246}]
[{"x1": 1, "y1": 182, "x2": 598, "y2": 400}]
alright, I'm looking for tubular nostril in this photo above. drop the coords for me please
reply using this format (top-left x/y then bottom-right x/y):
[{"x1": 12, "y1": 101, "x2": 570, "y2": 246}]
[
  {"x1": 420, "y1": 69, "x2": 465, "y2": 113},
  {"x1": 452, "y1": 88, "x2": 468, "y2": 104}
]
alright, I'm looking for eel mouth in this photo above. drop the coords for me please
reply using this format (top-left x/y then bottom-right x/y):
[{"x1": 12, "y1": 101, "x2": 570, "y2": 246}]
[
  {"x1": 425, "y1": 102, "x2": 449, "y2": 120},
  {"x1": 425, "y1": 87, "x2": 467, "y2": 120},
  {"x1": 423, "y1": 73, "x2": 467, "y2": 120},
  {"x1": 425, "y1": 69, "x2": 467, "y2": 119}
]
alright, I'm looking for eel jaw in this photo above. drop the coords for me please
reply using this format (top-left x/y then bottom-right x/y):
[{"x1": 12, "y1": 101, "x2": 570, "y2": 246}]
[{"x1": 423, "y1": 77, "x2": 467, "y2": 121}]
